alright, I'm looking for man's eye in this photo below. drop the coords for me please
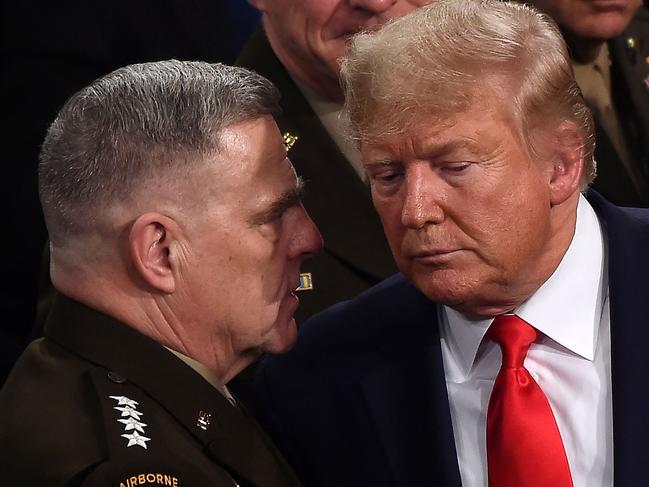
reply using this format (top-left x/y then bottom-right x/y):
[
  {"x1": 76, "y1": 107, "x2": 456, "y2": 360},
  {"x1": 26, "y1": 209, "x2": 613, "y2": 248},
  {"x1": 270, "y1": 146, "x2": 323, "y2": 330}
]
[
  {"x1": 442, "y1": 162, "x2": 471, "y2": 173},
  {"x1": 371, "y1": 171, "x2": 404, "y2": 184}
]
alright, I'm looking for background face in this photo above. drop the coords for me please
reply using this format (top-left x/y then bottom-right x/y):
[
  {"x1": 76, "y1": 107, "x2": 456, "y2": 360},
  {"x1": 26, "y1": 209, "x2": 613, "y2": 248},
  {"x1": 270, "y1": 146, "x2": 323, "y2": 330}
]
[
  {"x1": 258, "y1": 0, "x2": 430, "y2": 97},
  {"x1": 183, "y1": 116, "x2": 322, "y2": 357},
  {"x1": 528, "y1": 0, "x2": 641, "y2": 41},
  {"x1": 362, "y1": 97, "x2": 559, "y2": 317}
]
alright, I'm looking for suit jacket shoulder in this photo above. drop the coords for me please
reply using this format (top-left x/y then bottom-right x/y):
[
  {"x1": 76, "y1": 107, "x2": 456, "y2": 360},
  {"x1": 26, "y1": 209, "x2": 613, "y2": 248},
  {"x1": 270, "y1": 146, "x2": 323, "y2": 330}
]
[
  {"x1": 253, "y1": 275, "x2": 460, "y2": 487},
  {"x1": 0, "y1": 295, "x2": 300, "y2": 487},
  {"x1": 255, "y1": 192, "x2": 649, "y2": 486}
]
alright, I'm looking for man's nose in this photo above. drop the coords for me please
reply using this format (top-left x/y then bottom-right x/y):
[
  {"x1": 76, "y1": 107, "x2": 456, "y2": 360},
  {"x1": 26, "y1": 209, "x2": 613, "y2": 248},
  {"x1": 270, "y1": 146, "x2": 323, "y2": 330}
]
[
  {"x1": 401, "y1": 166, "x2": 445, "y2": 229},
  {"x1": 292, "y1": 206, "x2": 324, "y2": 259}
]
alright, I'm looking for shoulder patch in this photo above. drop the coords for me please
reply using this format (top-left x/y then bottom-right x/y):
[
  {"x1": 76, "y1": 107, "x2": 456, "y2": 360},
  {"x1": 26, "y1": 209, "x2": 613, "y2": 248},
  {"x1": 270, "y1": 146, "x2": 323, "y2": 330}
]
[{"x1": 117, "y1": 472, "x2": 180, "y2": 486}]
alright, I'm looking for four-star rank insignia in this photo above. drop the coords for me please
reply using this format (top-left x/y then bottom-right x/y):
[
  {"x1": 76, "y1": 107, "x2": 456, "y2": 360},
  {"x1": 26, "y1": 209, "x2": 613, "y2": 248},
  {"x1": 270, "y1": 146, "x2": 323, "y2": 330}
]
[{"x1": 110, "y1": 395, "x2": 150, "y2": 449}]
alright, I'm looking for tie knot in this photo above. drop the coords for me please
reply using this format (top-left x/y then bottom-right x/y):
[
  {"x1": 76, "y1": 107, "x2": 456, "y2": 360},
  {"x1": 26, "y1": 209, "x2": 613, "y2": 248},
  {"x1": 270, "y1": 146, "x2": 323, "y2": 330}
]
[{"x1": 487, "y1": 315, "x2": 538, "y2": 368}]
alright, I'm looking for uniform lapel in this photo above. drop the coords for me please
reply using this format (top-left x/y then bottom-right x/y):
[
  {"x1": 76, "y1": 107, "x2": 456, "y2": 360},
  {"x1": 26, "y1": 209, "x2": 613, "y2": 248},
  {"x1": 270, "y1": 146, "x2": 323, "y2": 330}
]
[
  {"x1": 237, "y1": 28, "x2": 396, "y2": 282},
  {"x1": 588, "y1": 190, "x2": 649, "y2": 484},
  {"x1": 609, "y1": 9, "x2": 649, "y2": 200},
  {"x1": 205, "y1": 409, "x2": 301, "y2": 487}
]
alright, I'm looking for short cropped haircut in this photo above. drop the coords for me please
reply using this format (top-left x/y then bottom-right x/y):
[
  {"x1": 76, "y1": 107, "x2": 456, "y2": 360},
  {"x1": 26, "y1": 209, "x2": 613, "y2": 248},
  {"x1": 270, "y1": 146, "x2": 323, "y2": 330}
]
[
  {"x1": 341, "y1": 0, "x2": 595, "y2": 186},
  {"x1": 39, "y1": 60, "x2": 280, "y2": 243}
]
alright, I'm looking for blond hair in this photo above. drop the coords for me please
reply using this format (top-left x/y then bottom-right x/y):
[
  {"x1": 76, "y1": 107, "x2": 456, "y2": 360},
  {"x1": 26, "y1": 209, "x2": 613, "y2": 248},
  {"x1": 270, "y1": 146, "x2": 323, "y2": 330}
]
[{"x1": 341, "y1": 0, "x2": 595, "y2": 185}]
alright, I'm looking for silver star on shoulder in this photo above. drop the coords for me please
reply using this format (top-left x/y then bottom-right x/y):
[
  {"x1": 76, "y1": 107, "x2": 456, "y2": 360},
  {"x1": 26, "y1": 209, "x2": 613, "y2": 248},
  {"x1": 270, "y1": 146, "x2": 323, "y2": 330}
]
[
  {"x1": 114, "y1": 406, "x2": 143, "y2": 420},
  {"x1": 118, "y1": 417, "x2": 147, "y2": 433},
  {"x1": 121, "y1": 430, "x2": 151, "y2": 449},
  {"x1": 109, "y1": 395, "x2": 139, "y2": 408}
]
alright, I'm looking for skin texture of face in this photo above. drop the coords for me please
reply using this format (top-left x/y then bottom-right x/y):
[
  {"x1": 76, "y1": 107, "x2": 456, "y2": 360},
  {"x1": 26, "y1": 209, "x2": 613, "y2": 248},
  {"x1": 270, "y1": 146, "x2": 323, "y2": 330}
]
[
  {"x1": 362, "y1": 96, "x2": 577, "y2": 318},
  {"x1": 527, "y1": 0, "x2": 641, "y2": 55},
  {"x1": 250, "y1": 0, "x2": 431, "y2": 101},
  {"x1": 179, "y1": 116, "x2": 322, "y2": 371}
]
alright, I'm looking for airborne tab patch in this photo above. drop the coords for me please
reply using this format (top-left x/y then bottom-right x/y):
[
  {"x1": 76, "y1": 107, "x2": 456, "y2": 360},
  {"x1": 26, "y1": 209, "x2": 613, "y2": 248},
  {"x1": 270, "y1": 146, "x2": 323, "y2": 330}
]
[{"x1": 119, "y1": 473, "x2": 179, "y2": 486}]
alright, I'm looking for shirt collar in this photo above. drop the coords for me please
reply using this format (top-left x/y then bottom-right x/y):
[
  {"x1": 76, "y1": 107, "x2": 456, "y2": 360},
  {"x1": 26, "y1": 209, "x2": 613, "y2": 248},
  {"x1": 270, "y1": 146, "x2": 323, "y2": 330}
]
[
  {"x1": 442, "y1": 195, "x2": 606, "y2": 378},
  {"x1": 165, "y1": 347, "x2": 237, "y2": 406}
]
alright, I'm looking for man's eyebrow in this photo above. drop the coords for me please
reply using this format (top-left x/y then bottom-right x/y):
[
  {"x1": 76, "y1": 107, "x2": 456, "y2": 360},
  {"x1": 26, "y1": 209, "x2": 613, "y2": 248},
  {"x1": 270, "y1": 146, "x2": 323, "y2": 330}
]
[
  {"x1": 363, "y1": 140, "x2": 481, "y2": 167},
  {"x1": 248, "y1": 177, "x2": 306, "y2": 226},
  {"x1": 363, "y1": 159, "x2": 401, "y2": 168}
]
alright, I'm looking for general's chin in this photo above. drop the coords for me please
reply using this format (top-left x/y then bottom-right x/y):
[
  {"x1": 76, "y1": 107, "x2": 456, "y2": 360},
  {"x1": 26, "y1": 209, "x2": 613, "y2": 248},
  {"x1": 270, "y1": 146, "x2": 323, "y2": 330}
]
[{"x1": 263, "y1": 317, "x2": 298, "y2": 355}]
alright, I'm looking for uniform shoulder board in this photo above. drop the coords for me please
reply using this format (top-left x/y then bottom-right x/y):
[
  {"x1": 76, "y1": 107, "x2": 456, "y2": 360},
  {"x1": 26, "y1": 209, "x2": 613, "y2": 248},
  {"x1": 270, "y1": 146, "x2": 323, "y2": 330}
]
[{"x1": 85, "y1": 369, "x2": 240, "y2": 487}]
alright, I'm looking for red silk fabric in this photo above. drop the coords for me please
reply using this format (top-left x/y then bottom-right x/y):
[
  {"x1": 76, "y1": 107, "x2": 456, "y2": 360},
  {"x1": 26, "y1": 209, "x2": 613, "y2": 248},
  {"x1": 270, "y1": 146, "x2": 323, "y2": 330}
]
[{"x1": 486, "y1": 315, "x2": 573, "y2": 487}]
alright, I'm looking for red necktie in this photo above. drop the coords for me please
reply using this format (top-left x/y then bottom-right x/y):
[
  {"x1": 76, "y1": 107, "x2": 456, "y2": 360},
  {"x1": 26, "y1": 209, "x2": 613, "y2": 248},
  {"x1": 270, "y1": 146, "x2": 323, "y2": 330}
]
[{"x1": 486, "y1": 315, "x2": 573, "y2": 487}]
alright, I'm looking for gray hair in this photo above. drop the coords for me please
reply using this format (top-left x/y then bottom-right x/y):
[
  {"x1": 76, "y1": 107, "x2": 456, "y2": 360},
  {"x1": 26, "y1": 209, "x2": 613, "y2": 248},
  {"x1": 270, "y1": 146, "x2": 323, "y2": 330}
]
[
  {"x1": 341, "y1": 0, "x2": 595, "y2": 186},
  {"x1": 39, "y1": 60, "x2": 280, "y2": 243}
]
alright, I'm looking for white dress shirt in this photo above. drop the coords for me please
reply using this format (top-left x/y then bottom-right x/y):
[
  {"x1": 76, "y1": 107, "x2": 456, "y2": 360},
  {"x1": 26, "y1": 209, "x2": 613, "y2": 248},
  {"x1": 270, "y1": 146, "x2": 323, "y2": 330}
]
[{"x1": 440, "y1": 195, "x2": 613, "y2": 487}]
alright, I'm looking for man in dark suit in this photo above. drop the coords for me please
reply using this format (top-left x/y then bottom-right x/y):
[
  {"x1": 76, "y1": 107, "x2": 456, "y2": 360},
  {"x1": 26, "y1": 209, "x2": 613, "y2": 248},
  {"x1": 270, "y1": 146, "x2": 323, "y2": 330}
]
[
  {"x1": 526, "y1": 0, "x2": 649, "y2": 206},
  {"x1": 253, "y1": 1, "x2": 649, "y2": 485},
  {"x1": 238, "y1": 0, "x2": 434, "y2": 322},
  {"x1": 0, "y1": 60, "x2": 321, "y2": 486}
]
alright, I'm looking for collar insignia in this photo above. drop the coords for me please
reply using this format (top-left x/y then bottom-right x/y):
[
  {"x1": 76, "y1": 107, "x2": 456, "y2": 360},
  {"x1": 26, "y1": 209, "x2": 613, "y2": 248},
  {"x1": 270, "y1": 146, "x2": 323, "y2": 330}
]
[
  {"x1": 283, "y1": 132, "x2": 299, "y2": 152},
  {"x1": 197, "y1": 410, "x2": 212, "y2": 431}
]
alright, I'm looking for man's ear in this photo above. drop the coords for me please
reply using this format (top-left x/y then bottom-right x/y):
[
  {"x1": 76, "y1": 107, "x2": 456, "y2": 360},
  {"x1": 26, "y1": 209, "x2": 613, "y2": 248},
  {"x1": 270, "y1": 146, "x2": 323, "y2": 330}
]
[
  {"x1": 129, "y1": 213, "x2": 179, "y2": 294},
  {"x1": 546, "y1": 121, "x2": 585, "y2": 206}
]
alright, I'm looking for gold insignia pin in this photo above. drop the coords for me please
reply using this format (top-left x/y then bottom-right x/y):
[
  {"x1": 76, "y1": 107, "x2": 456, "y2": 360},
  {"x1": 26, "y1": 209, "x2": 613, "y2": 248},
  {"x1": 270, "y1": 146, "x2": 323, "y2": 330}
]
[
  {"x1": 625, "y1": 37, "x2": 639, "y2": 64},
  {"x1": 197, "y1": 411, "x2": 212, "y2": 431},
  {"x1": 283, "y1": 132, "x2": 299, "y2": 152},
  {"x1": 295, "y1": 273, "x2": 314, "y2": 292}
]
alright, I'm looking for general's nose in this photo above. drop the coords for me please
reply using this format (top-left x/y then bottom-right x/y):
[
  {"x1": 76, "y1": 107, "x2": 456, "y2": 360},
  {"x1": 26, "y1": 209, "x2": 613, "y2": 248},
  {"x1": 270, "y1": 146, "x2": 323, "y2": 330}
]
[
  {"x1": 401, "y1": 166, "x2": 444, "y2": 229},
  {"x1": 292, "y1": 206, "x2": 324, "y2": 259}
]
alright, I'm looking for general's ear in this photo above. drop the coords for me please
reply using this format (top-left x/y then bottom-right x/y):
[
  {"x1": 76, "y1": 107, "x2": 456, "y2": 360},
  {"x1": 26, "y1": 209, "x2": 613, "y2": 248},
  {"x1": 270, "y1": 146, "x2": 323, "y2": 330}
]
[
  {"x1": 545, "y1": 121, "x2": 585, "y2": 206},
  {"x1": 129, "y1": 213, "x2": 179, "y2": 294}
]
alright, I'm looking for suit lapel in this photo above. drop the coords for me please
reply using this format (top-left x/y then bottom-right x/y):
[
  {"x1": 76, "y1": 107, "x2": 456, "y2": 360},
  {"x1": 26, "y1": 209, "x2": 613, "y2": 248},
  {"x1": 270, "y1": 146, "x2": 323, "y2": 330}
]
[
  {"x1": 589, "y1": 191, "x2": 649, "y2": 484},
  {"x1": 360, "y1": 294, "x2": 462, "y2": 486}
]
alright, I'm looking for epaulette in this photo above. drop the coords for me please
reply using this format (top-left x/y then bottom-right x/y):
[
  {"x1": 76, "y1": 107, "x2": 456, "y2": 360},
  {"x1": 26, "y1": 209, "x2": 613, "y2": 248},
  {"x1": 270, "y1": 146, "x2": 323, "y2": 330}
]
[{"x1": 84, "y1": 367, "x2": 239, "y2": 487}]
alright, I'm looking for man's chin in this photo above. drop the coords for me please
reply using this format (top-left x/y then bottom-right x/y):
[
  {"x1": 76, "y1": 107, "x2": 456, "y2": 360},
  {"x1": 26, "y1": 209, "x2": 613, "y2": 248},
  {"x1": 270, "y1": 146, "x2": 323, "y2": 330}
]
[{"x1": 263, "y1": 318, "x2": 299, "y2": 355}]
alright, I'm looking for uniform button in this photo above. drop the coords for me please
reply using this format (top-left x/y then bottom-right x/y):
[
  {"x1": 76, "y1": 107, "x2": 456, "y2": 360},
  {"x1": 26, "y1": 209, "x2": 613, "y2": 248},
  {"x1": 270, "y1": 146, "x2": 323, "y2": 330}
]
[{"x1": 107, "y1": 371, "x2": 127, "y2": 384}]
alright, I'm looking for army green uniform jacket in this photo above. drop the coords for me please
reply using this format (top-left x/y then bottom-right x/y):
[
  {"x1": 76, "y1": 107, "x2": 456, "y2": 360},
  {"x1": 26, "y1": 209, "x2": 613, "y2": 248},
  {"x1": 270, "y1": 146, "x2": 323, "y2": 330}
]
[{"x1": 0, "y1": 294, "x2": 301, "y2": 487}]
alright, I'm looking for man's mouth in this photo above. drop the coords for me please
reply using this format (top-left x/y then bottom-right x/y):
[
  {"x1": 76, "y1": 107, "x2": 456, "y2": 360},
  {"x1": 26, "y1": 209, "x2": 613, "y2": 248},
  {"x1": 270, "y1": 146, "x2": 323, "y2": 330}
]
[{"x1": 409, "y1": 248, "x2": 461, "y2": 264}]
